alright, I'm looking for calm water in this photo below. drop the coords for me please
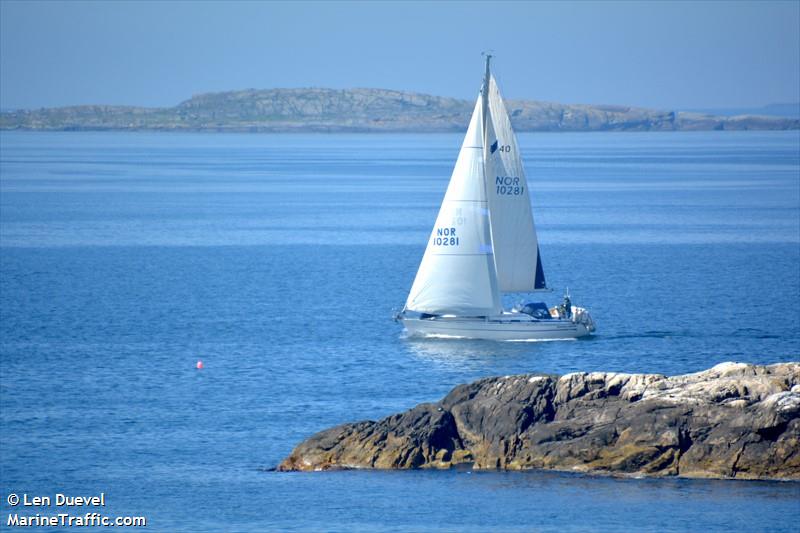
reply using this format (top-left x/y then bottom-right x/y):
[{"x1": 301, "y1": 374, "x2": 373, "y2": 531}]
[{"x1": 1, "y1": 131, "x2": 799, "y2": 532}]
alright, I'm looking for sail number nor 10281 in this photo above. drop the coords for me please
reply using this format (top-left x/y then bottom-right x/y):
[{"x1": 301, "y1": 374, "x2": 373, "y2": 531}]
[
  {"x1": 432, "y1": 227, "x2": 459, "y2": 247},
  {"x1": 496, "y1": 176, "x2": 524, "y2": 196}
]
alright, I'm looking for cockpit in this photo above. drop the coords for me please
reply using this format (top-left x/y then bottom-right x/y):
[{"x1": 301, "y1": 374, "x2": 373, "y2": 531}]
[{"x1": 519, "y1": 302, "x2": 553, "y2": 319}]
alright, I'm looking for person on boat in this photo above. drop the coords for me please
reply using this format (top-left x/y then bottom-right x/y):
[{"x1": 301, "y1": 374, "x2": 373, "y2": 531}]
[{"x1": 562, "y1": 294, "x2": 572, "y2": 319}]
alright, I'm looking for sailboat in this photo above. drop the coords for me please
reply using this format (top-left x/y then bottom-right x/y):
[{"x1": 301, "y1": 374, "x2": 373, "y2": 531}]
[{"x1": 396, "y1": 55, "x2": 595, "y2": 341}]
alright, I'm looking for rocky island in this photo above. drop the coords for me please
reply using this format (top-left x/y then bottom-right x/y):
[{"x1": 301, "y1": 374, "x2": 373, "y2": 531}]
[
  {"x1": 278, "y1": 362, "x2": 800, "y2": 480},
  {"x1": 2, "y1": 88, "x2": 798, "y2": 132}
]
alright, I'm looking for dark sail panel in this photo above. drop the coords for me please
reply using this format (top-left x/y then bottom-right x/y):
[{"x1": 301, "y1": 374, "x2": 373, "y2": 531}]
[{"x1": 534, "y1": 247, "x2": 547, "y2": 290}]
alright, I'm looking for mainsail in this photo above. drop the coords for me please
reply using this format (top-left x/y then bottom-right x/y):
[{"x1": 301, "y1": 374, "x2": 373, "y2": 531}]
[
  {"x1": 485, "y1": 74, "x2": 547, "y2": 291},
  {"x1": 404, "y1": 97, "x2": 502, "y2": 316}
]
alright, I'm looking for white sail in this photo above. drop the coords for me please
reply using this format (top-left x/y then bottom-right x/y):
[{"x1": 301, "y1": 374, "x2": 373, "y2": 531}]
[
  {"x1": 405, "y1": 96, "x2": 502, "y2": 316},
  {"x1": 485, "y1": 74, "x2": 547, "y2": 291}
]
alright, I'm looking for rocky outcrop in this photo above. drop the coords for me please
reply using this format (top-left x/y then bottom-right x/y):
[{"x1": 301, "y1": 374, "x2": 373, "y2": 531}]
[
  {"x1": 2, "y1": 89, "x2": 797, "y2": 132},
  {"x1": 278, "y1": 362, "x2": 800, "y2": 480}
]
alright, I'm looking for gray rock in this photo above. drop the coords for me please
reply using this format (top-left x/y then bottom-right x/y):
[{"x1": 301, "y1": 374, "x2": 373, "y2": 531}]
[{"x1": 278, "y1": 362, "x2": 800, "y2": 480}]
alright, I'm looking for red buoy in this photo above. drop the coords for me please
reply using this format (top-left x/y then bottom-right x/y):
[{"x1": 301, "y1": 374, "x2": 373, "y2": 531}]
[{"x1": 196, "y1": 360, "x2": 204, "y2": 370}]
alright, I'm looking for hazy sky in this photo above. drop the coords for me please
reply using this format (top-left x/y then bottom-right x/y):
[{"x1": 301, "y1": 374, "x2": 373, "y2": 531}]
[{"x1": 1, "y1": 0, "x2": 798, "y2": 110}]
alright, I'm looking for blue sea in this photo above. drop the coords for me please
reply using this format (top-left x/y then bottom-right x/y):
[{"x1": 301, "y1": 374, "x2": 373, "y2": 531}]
[{"x1": 1, "y1": 130, "x2": 799, "y2": 532}]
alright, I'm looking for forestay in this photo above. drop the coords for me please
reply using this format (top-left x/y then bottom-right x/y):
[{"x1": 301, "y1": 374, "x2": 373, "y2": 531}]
[
  {"x1": 485, "y1": 75, "x2": 547, "y2": 291},
  {"x1": 405, "y1": 97, "x2": 502, "y2": 316}
]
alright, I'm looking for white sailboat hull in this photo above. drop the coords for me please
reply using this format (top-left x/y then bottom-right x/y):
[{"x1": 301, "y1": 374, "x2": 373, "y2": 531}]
[{"x1": 400, "y1": 315, "x2": 592, "y2": 341}]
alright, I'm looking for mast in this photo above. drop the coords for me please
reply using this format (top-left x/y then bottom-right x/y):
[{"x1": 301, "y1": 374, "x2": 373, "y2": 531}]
[
  {"x1": 480, "y1": 52, "x2": 502, "y2": 311},
  {"x1": 481, "y1": 53, "x2": 491, "y2": 160},
  {"x1": 480, "y1": 52, "x2": 492, "y2": 215}
]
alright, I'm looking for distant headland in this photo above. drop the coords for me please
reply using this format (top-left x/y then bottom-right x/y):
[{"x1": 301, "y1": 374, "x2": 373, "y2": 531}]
[{"x1": 1, "y1": 88, "x2": 798, "y2": 132}]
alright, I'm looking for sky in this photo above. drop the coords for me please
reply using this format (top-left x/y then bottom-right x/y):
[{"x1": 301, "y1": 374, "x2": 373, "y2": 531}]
[{"x1": 1, "y1": 0, "x2": 798, "y2": 111}]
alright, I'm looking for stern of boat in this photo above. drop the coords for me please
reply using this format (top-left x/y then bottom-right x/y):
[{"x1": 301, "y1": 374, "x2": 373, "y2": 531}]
[
  {"x1": 571, "y1": 306, "x2": 595, "y2": 333},
  {"x1": 549, "y1": 305, "x2": 595, "y2": 334}
]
